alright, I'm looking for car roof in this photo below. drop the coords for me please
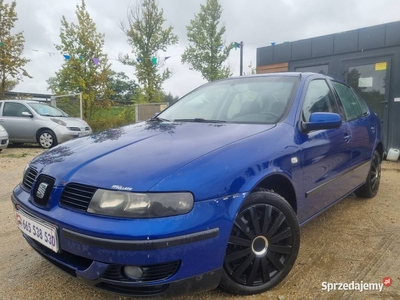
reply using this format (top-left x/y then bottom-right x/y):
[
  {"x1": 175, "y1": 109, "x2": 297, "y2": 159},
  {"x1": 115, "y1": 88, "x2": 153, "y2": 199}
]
[
  {"x1": 0, "y1": 100, "x2": 40, "y2": 104},
  {"x1": 214, "y1": 72, "x2": 335, "y2": 82}
]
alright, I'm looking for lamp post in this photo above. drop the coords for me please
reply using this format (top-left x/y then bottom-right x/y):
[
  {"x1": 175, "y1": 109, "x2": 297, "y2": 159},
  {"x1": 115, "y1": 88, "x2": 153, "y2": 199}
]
[{"x1": 233, "y1": 41, "x2": 244, "y2": 76}]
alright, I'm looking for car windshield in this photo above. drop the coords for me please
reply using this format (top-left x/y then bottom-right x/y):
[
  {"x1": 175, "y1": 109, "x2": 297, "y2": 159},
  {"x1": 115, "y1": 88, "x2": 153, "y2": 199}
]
[
  {"x1": 159, "y1": 76, "x2": 298, "y2": 124},
  {"x1": 28, "y1": 103, "x2": 69, "y2": 117}
]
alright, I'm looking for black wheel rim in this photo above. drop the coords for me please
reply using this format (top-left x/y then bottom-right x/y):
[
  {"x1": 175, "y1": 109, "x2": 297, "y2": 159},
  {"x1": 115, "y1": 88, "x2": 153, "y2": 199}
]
[
  {"x1": 370, "y1": 154, "x2": 381, "y2": 193},
  {"x1": 224, "y1": 204, "x2": 295, "y2": 287}
]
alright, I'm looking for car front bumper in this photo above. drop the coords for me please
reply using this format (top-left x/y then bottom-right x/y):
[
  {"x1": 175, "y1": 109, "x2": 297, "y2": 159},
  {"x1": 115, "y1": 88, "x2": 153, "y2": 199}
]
[
  {"x1": 11, "y1": 185, "x2": 246, "y2": 296},
  {"x1": 54, "y1": 126, "x2": 92, "y2": 144},
  {"x1": 0, "y1": 133, "x2": 9, "y2": 150}
]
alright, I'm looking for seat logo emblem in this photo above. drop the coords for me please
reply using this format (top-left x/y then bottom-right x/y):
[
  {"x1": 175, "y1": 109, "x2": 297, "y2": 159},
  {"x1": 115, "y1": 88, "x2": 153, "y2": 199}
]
[{"x1": 36, "y1": 182, "x2": 49, "y2": 199}]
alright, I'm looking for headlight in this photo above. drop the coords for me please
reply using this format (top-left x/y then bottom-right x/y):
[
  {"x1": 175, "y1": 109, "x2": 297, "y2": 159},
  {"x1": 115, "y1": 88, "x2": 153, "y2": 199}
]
[
  {"x1": 0, "y1": 124, "x2": 5, "y2": 131},
  {"x1": 50, "y1": 118, "x2": 67, "y2": 126},
  {"x1": 87, "y1": 189, "x2": 194, "y2": 218}
]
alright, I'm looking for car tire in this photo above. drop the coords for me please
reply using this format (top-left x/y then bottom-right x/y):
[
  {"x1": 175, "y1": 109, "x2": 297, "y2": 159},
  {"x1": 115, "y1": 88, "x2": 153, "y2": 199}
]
[
  {"x1": 37, "y1": 129, "x2": 58, "y2": 149},
  {"x1": 220, "y1": 190, "x2": 300, "y2": 295},
  {"x1": 355, "y1": 150, "x2": 381, "y2": 198}
]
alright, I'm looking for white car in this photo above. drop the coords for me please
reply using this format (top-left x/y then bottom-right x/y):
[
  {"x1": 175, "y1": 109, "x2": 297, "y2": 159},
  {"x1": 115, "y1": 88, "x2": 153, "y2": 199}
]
[
  {"x1": 0, "y1": 100, "x2": 92, "y2": 148},
  {"x1": 0, "y1": 124, "x2": 9, "y2": 152}
]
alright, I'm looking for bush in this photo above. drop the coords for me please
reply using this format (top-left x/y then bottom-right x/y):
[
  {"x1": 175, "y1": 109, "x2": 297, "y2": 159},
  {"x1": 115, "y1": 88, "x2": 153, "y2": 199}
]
[{"x1": 88, "y1": 105, "x2": 136, "y2": 133}]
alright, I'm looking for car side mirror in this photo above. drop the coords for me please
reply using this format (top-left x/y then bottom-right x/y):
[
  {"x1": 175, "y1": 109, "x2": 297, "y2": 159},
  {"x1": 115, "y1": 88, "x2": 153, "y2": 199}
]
[
  {"x1": 21, "y1": 111, "x2": 33, "y2": 118},
  {"x1": 301, "y1": 112, "x2": 342, "y2": 133}
]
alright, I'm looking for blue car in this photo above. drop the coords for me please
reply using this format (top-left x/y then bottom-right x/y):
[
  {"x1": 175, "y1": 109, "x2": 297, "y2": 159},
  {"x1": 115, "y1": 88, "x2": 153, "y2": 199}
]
[{"x1": 11, "y1": 73, "x2": 382, "y2": 297}]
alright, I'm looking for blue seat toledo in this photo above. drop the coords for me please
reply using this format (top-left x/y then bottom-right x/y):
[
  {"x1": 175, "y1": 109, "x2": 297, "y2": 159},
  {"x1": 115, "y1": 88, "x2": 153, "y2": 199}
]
[{"x1": 11, "y1": 73, "x2": 383, "y2": 297}]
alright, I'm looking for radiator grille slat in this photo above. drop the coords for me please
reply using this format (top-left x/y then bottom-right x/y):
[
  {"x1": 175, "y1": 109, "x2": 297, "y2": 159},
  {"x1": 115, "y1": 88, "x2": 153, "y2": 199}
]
[
  {"x1": 22, "y1": 167, "x2": 38, "y2": 190},
  {"x1": 60, "y1": 183, "x2": 97, "y2": 211}
]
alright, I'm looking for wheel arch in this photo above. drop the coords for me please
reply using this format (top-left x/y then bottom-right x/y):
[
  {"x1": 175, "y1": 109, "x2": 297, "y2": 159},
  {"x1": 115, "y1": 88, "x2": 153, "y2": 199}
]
[
  {"x1": 376, "y1": 142, "x2": 384, "y2": 161},
  {"x1": 35, "y1": 127, "x2": 58, "y2": 148},
  {"x1": 36, "y1": 127, "x2": 55, "y2": 140},
  {"x1": 252, "y1": 174, "x2": 298, "y2": 214}
]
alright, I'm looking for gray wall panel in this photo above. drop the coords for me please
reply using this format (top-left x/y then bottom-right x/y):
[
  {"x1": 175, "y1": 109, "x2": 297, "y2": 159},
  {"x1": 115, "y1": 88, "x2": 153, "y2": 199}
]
[
  {"x1": 312, "y1": 35, "x2": 334, "y2": 57},
  {"x1": 273, "y1": 43, "x2": 292, "y2": 63},
  {"x1": 292, "y1": 39, "x2": 312, "y2": 60},
  {"x1": 359, "y1": 24, "x2": 385, "y2": 50},
  {"x1": 334, "y1": 30, "x2": 358, "y2": 54}
]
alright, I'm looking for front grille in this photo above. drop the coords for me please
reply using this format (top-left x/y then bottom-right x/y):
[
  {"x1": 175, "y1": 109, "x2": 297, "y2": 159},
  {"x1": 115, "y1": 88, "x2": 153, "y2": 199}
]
[
  {"x1": 60, "y1": 183, "x2": 97, "y2": 211},
  {"x1": 33, "y1": 175, "x2": 55, "y2": 206},
  {"x1": 102, "y1": 261, "x2": 180, "y2": 282},
  {"x1": 23, "y1": 167, "x2": 38, "y2": 190}
]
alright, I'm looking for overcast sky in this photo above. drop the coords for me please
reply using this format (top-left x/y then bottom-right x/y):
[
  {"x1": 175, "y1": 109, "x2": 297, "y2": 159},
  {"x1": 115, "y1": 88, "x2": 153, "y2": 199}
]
[{"x1": 11, "y1": 0, "x2": 400, "y2": 97}]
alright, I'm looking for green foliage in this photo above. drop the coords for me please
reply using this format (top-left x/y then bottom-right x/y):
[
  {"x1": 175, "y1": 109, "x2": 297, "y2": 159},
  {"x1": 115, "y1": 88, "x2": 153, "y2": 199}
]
[
  {"x1": 47, "y1": 0, "x2": 113, "y2": 121},
  {"x1": 120, "y1": 0, "x2": 178, "y2": 103},
  {"x1": 88, "y1": 106, "x2": 136, "y2": 133},
  {"x1": 244, "y1": 61, "x2": 256, "y2": 75},
  {"x1": 163, "y1": 92, "x2": 179, "y2": 105},
  {"x1": 181, "y1": 0, "x2": 232, "y2": 82},
  {"x1": 108, "y1": 71, "x2": 138, "y2": 103},
  {"x1": 0, "y1": 0, "x2": 31, "y2": 99}
]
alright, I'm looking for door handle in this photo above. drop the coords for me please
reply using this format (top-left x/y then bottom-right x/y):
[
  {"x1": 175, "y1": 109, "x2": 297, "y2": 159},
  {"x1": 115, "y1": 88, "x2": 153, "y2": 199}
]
[
  {"x1": 0, "y1": 119, "x2": 4, "y2": 122},
  {"x1": 343, "y1": 133, "x2": 351, "y2": 143}
]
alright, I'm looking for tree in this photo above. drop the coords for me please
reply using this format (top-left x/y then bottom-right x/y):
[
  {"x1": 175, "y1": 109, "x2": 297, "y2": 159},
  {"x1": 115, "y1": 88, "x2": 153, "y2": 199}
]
[
  {"x1": 108, "y1": 71, "x2": 138, "y2": 103},
  {"x1": 0, "y1": 0, "x2": 31, "y2": 99},
  {"x1": 47, "y1": 0, "x2": 112, "y2": 120},
  {"x1": 163, "y1": 92, "x2": 179, "y2": 105},
  {"x1": 120, "y1": 0, "x2": 178, "y2": 103},
  {"x1": 181, "y1": 0, "x2": 232, "y2": 82}
]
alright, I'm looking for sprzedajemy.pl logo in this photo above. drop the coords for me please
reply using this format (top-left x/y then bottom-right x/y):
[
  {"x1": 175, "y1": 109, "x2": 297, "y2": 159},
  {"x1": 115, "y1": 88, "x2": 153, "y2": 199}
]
[{"x1": 322, "y1": 277, "x2": 392, "y2": 293}]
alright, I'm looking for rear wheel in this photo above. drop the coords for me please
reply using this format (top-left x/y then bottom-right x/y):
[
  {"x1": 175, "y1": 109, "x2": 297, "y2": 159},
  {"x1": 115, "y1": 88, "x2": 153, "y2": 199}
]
[
  {"x1": 37, "y1": 130, "x2": 58, "y2": 149},
  {"x1": 355, "y1": 150, "x2": 381, "y2": 198},
  {"x1": 220, "y1": 191, "x2": 300, "y2": 295}
]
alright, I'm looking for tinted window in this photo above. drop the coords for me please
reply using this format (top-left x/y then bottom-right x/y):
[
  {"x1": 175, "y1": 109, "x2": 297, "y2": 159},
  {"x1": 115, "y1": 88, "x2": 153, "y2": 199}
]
[
  {"x1": 3, "y1": 103, "x2": 31, "y2": 117},
  {"x1": 353, "y1": 90, "x2": 369, "y2": 116},
  {"x1": 302, "y1": 79, "x2": 338, "y2": 122},
  {"x1": 332, "y1": 82, "x2": 363, "y2": 120}
]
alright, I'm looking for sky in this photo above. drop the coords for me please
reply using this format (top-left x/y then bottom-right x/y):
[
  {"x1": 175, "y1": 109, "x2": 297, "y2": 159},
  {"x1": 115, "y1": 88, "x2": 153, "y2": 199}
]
[{"x1": 9, "y1": 0, "x2": 400, "y2": 98}]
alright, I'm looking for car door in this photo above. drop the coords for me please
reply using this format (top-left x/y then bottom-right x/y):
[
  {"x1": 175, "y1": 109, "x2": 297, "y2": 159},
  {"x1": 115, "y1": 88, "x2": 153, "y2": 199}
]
[
  {"x1": 297, "y1": 78, "x2": 353, "y2": 222},
  {"x1": 331, "y1": 81, "x2": 375, "y2": 187},
  {"x1": 0, "y1": 102, "x2": 35, "y2": 141}
]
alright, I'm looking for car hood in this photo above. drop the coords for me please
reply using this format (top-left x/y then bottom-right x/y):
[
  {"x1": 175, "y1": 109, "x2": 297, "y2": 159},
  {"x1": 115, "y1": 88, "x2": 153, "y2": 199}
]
[{"x1": 31, "y1": 121, "x2": 274, "y2": 191}]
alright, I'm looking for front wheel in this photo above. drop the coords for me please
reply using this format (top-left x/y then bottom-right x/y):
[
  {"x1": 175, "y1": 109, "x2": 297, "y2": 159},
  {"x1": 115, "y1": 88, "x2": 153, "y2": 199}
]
[
  {"x1": 220, "y1": 191, "x2": 300, "y2": 295},
  {"x1": 355, "y1": 150, "x2": 381, "y2": 198},
  {"x1": 37, "y1": 130, "x2": 58, "y2": 149}
]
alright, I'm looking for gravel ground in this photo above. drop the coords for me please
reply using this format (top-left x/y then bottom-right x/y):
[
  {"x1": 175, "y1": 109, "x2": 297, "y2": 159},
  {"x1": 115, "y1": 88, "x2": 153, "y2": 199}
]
[{"x1": 0, "y1": 144, "x2": 399, "y2": 300}]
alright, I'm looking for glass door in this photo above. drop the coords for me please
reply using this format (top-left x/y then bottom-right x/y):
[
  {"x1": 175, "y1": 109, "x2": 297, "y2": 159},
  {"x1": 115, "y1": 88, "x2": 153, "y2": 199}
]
[{"x1": 343, "y1": 57, "x2": 391, "y2": 146}]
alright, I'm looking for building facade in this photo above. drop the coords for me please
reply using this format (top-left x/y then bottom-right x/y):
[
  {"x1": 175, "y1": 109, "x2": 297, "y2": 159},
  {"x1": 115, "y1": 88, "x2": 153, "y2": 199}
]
[{"x1": 256, "y1": 21, "x2": 400, "y2": 151}]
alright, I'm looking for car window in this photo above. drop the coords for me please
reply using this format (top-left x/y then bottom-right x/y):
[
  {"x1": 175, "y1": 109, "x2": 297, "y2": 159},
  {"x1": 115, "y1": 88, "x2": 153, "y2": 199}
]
[
  {"x1": 302, "y1": 79, "x2": 338, "y2": 122},
  {"x1": 3, "y1": 102, "x2": 31, "y2": 117},
  {"x1": 352, "y1": 90, "x2": 369, "y2": 116},
  {"x1": 332, "y1": 82, "x2": 363, "y2": 121}
]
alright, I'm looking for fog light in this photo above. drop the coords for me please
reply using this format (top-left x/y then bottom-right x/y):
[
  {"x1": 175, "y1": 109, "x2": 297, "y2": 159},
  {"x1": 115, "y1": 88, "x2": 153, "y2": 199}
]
[{"x1": 124, "y1": 266, "x2": 143, "y2": 280}]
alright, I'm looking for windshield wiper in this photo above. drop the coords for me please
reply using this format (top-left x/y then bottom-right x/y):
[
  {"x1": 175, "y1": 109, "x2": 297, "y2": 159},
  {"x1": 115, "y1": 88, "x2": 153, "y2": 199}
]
[
  {"x1": 149, "y1": 116, "x2": 170, "y2": 122},
  {"x1": 174, "y1": 118, "x2": 226, "y2": 123}
]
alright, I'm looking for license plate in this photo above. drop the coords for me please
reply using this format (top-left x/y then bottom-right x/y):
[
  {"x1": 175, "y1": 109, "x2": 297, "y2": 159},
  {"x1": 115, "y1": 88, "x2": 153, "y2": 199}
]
[{"x1": 15, "y1": 209, "x2": 59, "y2": 253}]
